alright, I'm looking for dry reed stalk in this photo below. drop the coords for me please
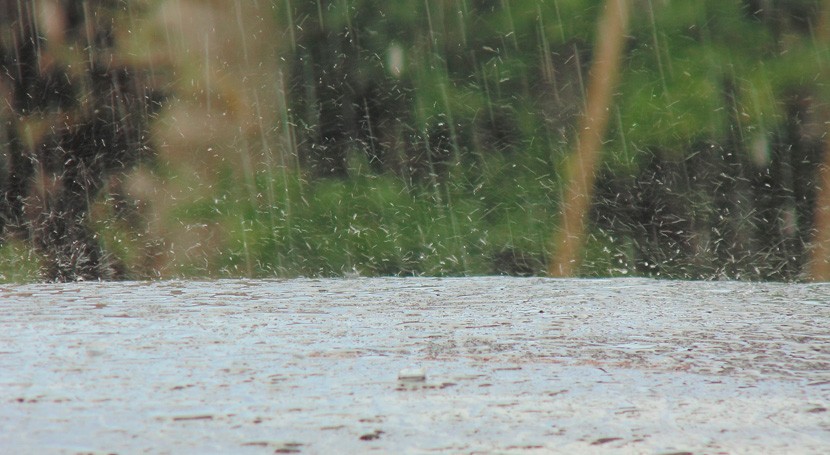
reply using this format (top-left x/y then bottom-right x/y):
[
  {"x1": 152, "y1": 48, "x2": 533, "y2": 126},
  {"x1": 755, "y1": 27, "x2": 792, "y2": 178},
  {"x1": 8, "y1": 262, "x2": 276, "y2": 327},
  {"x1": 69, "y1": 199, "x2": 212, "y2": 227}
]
[
  {"x1": 548, "y1": 0, "x2": 629, "y2": 277},
  {"x1": 808, "y1": 0, "x2": 830, "y2": 281}
]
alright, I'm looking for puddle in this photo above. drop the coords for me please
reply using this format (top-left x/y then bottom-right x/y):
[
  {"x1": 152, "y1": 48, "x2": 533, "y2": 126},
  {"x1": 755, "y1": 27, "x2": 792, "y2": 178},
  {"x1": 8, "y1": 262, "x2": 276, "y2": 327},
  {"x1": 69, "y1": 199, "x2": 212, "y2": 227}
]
[{"x1": 1, "y1": 278, "x2": 829, "y2": 453}]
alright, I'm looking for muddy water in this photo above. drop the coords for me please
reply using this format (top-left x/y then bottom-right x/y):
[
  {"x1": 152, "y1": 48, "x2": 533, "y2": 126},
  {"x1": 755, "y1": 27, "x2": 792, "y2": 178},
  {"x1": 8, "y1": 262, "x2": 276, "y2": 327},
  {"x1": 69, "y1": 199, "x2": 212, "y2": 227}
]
[{"x1": 1, "y1": 278, "x2": 829, "y2": 453}]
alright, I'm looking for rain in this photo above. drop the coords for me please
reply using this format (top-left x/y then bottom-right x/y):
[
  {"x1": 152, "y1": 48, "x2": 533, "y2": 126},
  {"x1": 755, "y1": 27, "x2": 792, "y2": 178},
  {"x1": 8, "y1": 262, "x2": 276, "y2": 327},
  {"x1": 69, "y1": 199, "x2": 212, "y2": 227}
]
[
  {"x1": 3, "y1": 2, "x2": 830, "y2": 453},
  {"x1": 1, "y1": 1, "x2": 828, "y2": 281}
]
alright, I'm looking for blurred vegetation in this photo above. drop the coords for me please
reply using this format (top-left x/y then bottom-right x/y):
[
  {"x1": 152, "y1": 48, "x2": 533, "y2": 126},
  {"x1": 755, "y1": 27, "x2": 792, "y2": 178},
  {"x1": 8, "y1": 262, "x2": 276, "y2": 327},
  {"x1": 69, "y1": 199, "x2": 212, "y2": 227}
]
[{"x1": 2, "y1": 0, "x2": 830, "y2": 281}]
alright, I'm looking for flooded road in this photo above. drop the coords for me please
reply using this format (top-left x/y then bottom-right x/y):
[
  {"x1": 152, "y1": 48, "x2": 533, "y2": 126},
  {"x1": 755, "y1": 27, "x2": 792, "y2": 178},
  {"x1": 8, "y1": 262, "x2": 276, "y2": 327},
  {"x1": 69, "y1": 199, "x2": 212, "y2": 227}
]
[{"x1": 1, "y1": 278, "x2": 829, "y2": 453}]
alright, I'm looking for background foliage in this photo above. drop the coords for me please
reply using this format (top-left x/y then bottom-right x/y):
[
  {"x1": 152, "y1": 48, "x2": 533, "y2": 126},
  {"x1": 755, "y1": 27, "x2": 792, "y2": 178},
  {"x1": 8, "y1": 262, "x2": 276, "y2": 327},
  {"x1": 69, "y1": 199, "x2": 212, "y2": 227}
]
[{"x1": 1, "y1": 0, "x2": 829, "y2": 281}]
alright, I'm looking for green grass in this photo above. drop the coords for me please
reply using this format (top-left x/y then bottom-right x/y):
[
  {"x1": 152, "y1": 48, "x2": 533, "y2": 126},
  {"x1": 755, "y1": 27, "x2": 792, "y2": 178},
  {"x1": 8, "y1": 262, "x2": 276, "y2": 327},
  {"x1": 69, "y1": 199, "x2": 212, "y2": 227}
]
[
  {"x1": 0, "y1": 239, "x2": 41, "y2": 282},
  {"x1": 204, "y1": 163, "x2": 559, "y2": 278}
]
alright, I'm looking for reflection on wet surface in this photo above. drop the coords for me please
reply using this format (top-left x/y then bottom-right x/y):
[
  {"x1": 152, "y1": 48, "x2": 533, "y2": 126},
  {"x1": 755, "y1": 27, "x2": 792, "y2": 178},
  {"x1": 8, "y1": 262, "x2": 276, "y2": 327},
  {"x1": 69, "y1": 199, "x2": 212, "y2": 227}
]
[{"x1": 1, "y1": 278, "x2": 829, "y2": 453}]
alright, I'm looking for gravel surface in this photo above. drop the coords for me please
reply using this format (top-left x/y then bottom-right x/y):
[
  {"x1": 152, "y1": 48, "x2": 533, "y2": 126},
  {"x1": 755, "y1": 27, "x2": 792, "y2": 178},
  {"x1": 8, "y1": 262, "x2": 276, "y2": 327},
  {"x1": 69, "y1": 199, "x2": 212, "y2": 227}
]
[{"x1": 1, "y1": 277, "x2": 829, "y2": 454}]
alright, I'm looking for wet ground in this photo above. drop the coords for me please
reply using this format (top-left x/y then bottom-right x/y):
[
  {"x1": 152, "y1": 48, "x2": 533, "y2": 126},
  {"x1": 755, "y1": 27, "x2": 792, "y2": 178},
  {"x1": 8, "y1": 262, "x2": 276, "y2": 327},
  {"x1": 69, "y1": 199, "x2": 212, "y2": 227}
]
[{"x1": 1, "y1": 277, "x2": 829, "y2": 454}]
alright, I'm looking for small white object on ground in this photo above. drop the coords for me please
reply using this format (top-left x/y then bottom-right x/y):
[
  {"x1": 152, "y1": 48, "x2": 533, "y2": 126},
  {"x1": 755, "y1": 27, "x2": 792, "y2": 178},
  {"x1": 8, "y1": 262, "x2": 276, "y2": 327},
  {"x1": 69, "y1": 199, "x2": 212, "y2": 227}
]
[{"x1": 398, "y1": 367, "x2": 427, "y2": 382}]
